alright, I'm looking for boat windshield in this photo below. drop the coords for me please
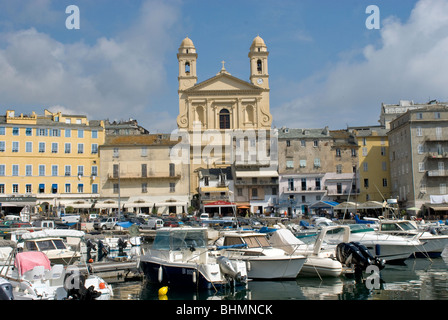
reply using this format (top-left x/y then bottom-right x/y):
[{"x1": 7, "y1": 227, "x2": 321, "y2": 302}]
[
  {"x1": 349, "y1": 224, "x2": 375, "y2": 233},
  {"x1": 398, "y1": 222, "x2": 417, "y2": 231},
  {"x1": 152, "y1": 229, "x2": 207, "y2": 250},
  {"x1": 224, "y1": 235, "x2": 271, "y2": 248}
]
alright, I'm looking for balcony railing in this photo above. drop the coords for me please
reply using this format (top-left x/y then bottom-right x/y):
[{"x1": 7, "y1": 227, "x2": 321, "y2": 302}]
[
  {"x1": 283, "y1": 187, "x2": 325, "y2": 193},
  {"x1": 108, "y1": 172, "x2": 181, "y2": 180},
  {"x1": 427, "y1": 170, "x2": 448, "y2": 177},
  {"x1": 235, "y1": 179, "x2": 278, "y2": 186}
]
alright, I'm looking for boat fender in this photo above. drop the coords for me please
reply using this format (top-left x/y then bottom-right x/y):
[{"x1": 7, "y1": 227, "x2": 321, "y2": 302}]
[
  {"x1": 158, "y1": 266, "x2": 163, "y2": 283},
  {"x1": 158, "y1": 286, "x2": 168, "y2": 296}
]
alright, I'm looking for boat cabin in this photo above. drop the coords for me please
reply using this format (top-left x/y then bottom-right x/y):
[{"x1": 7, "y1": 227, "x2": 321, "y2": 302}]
[
  {"x1": 152, "y1": 227, "x2": 208, "y2": 251},
  {"x1": 222, "y1": 233, "x2": 271, "y2": 249},
  {"x1": 378, "y1": 220, "x2": 417, "y2": 232}
]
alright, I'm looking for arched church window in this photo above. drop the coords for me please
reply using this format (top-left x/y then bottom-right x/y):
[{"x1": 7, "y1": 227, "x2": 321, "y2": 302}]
[
  {"x1": 257, "y1": 59, "x2": 262, "y2": 73},
  {"x1": 219, "y1": 108, "x2": 230, "y2": 129},
  {"x1": 185, "y1": 62, "x2": 191, "y2": 74}
]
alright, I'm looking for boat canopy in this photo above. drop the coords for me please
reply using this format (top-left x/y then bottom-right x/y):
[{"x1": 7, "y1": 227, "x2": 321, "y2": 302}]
[
  {"x1": 14, "y1": 251, "x2": 51, "y2": 276},
  {"x1": 20, "y1": 229, "x2": 85, "y2": 241}
]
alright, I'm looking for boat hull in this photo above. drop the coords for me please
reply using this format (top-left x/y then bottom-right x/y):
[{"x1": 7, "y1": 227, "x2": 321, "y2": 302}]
[
  {"x1": 413, "y1": 237, "x2": 448, "y2": 258},
  {"x1": 243, "y1": 256, "x2": 306, "y2": 280},
  {"x1": 300, "y1": 257, "x2": 342, "y2": 278},
  {"x1": 140, "y1": 259, "x2": 227, "y2": 290}
]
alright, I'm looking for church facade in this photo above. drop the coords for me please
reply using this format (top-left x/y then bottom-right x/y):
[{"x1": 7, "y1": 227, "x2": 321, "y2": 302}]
[{"x1": 175, "y1": 36, "x2": 278, "y2": 215}]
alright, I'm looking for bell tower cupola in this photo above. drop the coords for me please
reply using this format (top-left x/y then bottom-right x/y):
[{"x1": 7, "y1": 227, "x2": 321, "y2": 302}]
[
  {"x1": 248, "y1": 35, "x2": 269, "y2": 89},
  {"x1": 178, "y1": 37, "x2": 198, "y2": 90}
]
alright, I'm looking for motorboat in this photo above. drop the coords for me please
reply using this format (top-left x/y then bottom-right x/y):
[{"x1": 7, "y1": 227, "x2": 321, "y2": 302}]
[
  {"x1": 324, "y1": 224, "x2": 421, "y2": 263},
  {"x1": 139, "y1": 227, "x2": 247, "y2": 290},
  {"x1": 0, "y1": 251, "x2": 113, "y2": 300},
  {"x1": 376, "y1": 219, "x2": 448, "y2": 258},
  {"x1": 18, "y1": 229, "x2": 84, "y2": 265},
  {"x1": 214, "y1": 231, "x2": 306, "y2": 280},
  {"x1": 268, "y1": 226, "x2": 350, "y2": 278}
]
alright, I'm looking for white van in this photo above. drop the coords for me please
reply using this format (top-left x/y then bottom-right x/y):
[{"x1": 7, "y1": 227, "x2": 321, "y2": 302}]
[{"x1": 141, "y1": 218, "x2": 164, "y2": 230}]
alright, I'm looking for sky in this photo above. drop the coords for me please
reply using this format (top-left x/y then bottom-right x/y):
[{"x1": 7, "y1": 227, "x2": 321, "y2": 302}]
[{"x1": 0, "y1": 0, "x2": 447, "y2": 132}]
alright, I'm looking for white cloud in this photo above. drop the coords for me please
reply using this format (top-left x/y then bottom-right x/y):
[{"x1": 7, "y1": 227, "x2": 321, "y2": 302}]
[
  {"x1": 272, "y1": 0, "x2": 448, "y2": 129},
  {"x1": 0, "y1": 0, "x2": 181, "y2": 132}
]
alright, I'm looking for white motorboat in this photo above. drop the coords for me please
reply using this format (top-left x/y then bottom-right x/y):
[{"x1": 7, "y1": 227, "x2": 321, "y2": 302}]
[
  {"x1": 269, "y1": 226, "x2": 351, "y2": 278},
  {"x1": 139, "y1": 227, "x2": 247, "y2": 290},
  {"x1": 19, "y1": 229, "x2": 84, "y2": 265},
  {"x1": 0, "y1": 251, "x2": 112, "y2": 300},
  {"x1": 215, "y1": 231, "x2": 306, "y2": 280},
  {"x1": 376, "y1": 219, "x2": 448, "y2": 258},
  {"x1": 325, "y1": 224, "x2": 421, "y2": 263}
]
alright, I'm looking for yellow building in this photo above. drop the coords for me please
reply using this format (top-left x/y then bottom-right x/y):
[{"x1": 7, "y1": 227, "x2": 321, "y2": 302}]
[
  {"x1": 98, "y1": 134, "x2": 190, "y2": 215},
  {"x1": 0, "y1": 109, "x2": 105, "y2": 214},
  {"x1": 352, "y1": 126, "x2": 391, "y2": 202}
]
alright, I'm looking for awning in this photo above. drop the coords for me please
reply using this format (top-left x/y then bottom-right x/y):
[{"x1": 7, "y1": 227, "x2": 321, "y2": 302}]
[
  {"x1": 333, "y1": 202, "x2": 359, "y2": 210},
  {"x1": 310, "y1": 201, "x2": 339, "y2": 208},
  {"x1": 204, "y1": 201, "x2": 236, "y2": 207},
  {"x1": 95, "y1": 201, "x2": 119, "y2": 208},
  {"x1": 235, "y1": 170, "x2": 278, "y2": 178},
  {"x1": 70, "y1": 203, "x2": 92, "y2": 209},
  {"x1": 200, "y1": 187, "x2": 229, "y2": 193},
  {"x1": 358, "y1": 201, "x2": 384, "y2": 209},
  {"x1": 428, "y1": 206, "x2": 448, "y2": 212},
  {"x1": 124, "y1": 202, "x2": 154, "y2": 208},
  {"x1": 155, "y1": 202, "x2": 188, "y2": 207}
]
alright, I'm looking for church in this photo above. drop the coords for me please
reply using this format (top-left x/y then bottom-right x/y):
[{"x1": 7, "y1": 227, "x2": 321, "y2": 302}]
[{"x1": 175, "y1": 36, "x2": 278, "y2": 216}]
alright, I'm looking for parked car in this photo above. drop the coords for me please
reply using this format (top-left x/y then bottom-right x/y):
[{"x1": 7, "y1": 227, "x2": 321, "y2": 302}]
[
  {"x1": 140, "y1": 218, "x2": 164, "y2": 230},
  {"x1": 163, "y1": 218, "x2": 180, "y2": 228},
  {"x1": 88, "y1": 214, "x2": 100, "y2": 221},
  {"x1": 94, "y1": 217, "x2": 118, "y2": 230},
  {"x1": 199, "y1": 213, "x2": 210, "y2": 220}
]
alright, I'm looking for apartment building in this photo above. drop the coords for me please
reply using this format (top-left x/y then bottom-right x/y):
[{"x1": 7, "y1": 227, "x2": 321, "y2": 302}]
[
  {"x1": 0, "y1": 109, "x2": 105, "y2": 214},
  {"x1": 388, "y1": 104, "x2": 448, "y2": 217},
  {"x1": 98, "y1": 134, "x2": 190, "y2": 215},
  {"x1": 350, "y1": 126, "x2": 391, "y2": 202},
  {"x1": 277, "y1": 127, "x2": 359, "y2": 216}
]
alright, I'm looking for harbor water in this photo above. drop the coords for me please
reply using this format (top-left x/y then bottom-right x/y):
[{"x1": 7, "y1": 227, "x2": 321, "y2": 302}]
[{"x1": 111, "y1": 249, "x2": 448, "y2": 301}]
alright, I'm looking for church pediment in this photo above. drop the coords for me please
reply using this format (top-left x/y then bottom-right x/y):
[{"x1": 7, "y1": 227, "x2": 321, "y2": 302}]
[{"x1": 184, "y1": 73, "x2": 262, "y2": 93}]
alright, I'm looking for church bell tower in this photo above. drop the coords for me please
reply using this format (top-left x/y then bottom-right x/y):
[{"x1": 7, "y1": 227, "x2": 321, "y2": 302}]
[
  {"x1": 178, "y1": 37, "x2": 198, "y2": 91},
  {"x1": 248, "y1": 35, "x2": 269, "y2": 89}
]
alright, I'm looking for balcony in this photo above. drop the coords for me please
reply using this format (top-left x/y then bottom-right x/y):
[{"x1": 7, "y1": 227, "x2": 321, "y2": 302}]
[
  {"x1": 282, "y1": 187, "x2": 325, "y2": 193},
  {"x1": 108, "y1": 172, "x2": 181, "y2": 180},
  {"x1": 426, "y1": 152, "x2": 448, "y2": 159},
  {"x1": 427, "y1": 170, "x2": 448, "y2": 177},
  {"x1": 201, "y1": 194, "x2": 230, "y2": 201},
  {"x1": 235, "y1": 179, "x2": 278, "y2": 186},
  {"x1": 425, "y1": 135, "x2": 447, "y2": 142}
]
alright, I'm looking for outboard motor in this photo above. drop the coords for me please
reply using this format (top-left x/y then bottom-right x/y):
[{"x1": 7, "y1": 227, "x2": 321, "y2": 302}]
[
  {"x1": 336, "y1": 242, "x2": 385, "y2": 276},
  {"x1": 217, "y1": 256, "x2": 242, "y2": 283},
  {"x1": 0, "y1": 278, "x2": 14, "y2": 300},
  {"x1": 86, "y1": 239, "x2": 96, "y2": 262},
  {"x1": 97, "y1": 239, "x2": 108, "y2": 261},
  {"x1": 117, "y1": 238, "x2": 127, "y2": 257},
  {"x1": 64, "y1": 270, "x2": 101, "y2": 300}
]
